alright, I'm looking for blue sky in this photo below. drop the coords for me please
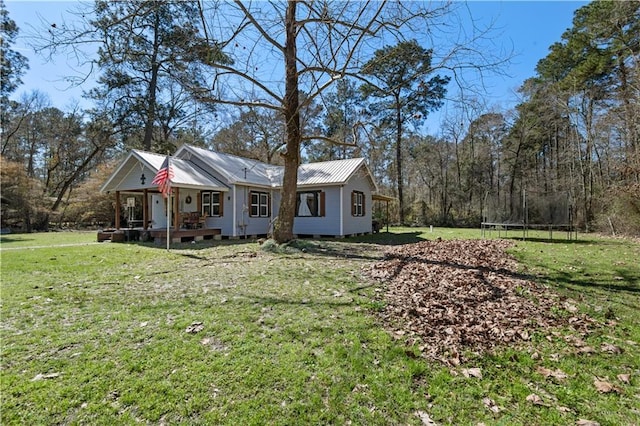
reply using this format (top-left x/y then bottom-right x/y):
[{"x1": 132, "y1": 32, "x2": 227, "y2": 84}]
[{"x1": 6, "y1": 0, "x2": 589, "y2": 126}]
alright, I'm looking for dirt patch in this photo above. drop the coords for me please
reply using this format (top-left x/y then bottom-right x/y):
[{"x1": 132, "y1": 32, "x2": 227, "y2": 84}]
[{"x1": 364, "y1": 239, "x2": 594, "y2": 365}]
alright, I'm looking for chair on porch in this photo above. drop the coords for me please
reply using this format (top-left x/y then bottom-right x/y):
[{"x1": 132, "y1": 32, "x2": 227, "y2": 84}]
[{"x1": 182, "y1": 212, "x2": 204, "y2": 229}]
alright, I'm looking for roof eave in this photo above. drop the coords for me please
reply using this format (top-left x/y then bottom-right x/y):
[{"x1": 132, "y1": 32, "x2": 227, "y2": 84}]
[{"x1": 100, "y1": 150, "x2": 157, "y2": 193}]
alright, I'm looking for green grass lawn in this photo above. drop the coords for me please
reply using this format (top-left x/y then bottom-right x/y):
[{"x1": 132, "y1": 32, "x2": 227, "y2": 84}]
[{"x1": 1, "y1": 228, "x2": 638, "y2": 425}]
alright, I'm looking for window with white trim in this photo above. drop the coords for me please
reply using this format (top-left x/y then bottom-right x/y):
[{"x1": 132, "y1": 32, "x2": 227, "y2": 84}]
[
  {"x1": 351, "y1": 191, "x2": 365, "y2": 217},
  {"x1": 202, "y1": 191, "x2": 223, "y2": 217},
  {"x1": 250, "y1": 191, "x2": 270, "y2": 217}
]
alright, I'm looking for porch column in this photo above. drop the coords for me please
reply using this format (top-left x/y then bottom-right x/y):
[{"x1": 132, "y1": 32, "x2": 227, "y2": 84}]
[
  {"x1": 115, "y1": 191, "x2": 121, "y2": 230},
  {"x1": 386, "y1": 200, "x2": 389, "y2": 233},
  {"x1": 143, "y1": 189, "x2": 149, "y2": 230},
  {"x1": 173, "y1": 187, "x2": 180, "y2": 229}
]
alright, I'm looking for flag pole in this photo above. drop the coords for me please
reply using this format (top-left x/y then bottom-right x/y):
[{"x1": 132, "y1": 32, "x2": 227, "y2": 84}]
[
  {"x1": 166, "y1": 155, "x2": 171, "y2": 251},
  {"x1": 152, "y1": 152, "x2": 173, "y2": 251},
  {"x1": 166, "y1": 189, "x2": 171, "y2": 251}
]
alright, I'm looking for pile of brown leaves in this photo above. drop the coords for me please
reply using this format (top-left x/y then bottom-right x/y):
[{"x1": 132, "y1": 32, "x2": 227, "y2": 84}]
[{"x1": 365, "y1": 239, "x2": 593, "y2": 364}]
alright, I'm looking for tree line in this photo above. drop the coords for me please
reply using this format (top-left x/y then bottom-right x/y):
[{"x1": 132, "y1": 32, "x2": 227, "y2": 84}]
[{"x1": 1, "y1": 1, "x2": 638, "y2": 237}]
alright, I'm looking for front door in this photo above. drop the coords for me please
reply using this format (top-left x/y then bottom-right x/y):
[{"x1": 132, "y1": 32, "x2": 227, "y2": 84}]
[{"x1": 151, "y1": 194, "x2": 168, "y2": 228}]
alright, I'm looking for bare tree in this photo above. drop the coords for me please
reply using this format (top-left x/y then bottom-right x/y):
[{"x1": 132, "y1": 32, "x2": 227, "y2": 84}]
[{"x1": 193, "y1": 1, "x2": 506, "y2": 242}]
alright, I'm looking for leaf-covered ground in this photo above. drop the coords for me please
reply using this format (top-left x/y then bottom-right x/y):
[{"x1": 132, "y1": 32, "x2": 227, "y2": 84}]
[{"x1": 365, "y1": 239, "x2": 595, "y2": 365}]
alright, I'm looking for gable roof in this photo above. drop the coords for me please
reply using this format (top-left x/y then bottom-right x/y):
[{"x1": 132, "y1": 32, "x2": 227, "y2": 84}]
[
  {"x1": 102, "y1": 145, "x2": 378, "y2": 193},
  {"x1": 297, "y1": 157, "x2": 376, "y2": 190},
  {"x1": 176, "y1": 144, "x2": 376, "y2": 189},
  {"x1": 176, "y1": 145, "x2": 280, "y2": 188},
  {"x1": 100, "y1": 150, "x2": 228, "y2": 193}
]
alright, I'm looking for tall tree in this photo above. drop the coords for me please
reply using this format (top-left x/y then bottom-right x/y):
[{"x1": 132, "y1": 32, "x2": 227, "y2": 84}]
[
  {"x1": 0, "y1": 0, "x2": 29, "y2": 143},
  {"x1": 0, "y1": 0, "x2": 28, "y2": 100},
  {"x1": 33, "y1": 0, "x2": 228, "y2": 152},
  {"x1": 360, "y1": 40, "x2": 449, "y2": 224},
  {"x1": 211, "y1": 108, "x2": 286, "y2": 164},
  {"x1": 192, "y1": 2, "x2": 466, "y2": 241},
  {"x1": 533, "y1": 1, "x2": 639, "y2": 230},
  {"x1": 306, "y1": 78, "x2": 363, "y2": 161},
  {"x1": 88, "y1": 0, "x2": 228, "y2": 151}
]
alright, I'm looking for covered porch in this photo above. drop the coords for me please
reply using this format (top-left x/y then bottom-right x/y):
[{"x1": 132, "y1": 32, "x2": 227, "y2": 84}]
[
  {"x1": 372, "y1": 193, "x2": 395, "y2": 232},
  {"x1": 97, "y1": 187, "x2": 223, "y2": 244},
  {"x1": 99, "y1": 150, "x2": 228, "y2": 244}
]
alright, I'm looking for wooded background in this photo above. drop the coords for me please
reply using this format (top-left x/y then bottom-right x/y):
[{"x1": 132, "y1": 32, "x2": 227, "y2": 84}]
[{"x1": 1, "y1": 1, "x2": 638, "y2": 236}]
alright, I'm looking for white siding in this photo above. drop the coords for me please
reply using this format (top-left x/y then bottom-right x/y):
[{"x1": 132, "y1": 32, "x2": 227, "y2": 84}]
[
  {"x1": 292, "y1": 187, "x2": 341, "y2": 236},
  {"x1": 342, "y1": 170, "x2": 373, "y2": 235}
]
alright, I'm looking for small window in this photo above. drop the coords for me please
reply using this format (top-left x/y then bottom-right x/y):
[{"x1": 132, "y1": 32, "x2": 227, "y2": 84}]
[
  {"x1": 202, "y1": 191, "x2": 224, "y2": 217},
  {"x1": 250, "y1": 191, "x2": 270, "y2": 217},
  {"x1": 296, "y1": 191, "x2": 325, "y2": 217},
  {"x1": 351, "y1": 191, "x2": 365, "y2": 217}
]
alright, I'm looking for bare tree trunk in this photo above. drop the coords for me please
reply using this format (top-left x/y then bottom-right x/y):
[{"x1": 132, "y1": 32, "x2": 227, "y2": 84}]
[
  {"x1": 395, "y1": 94, "x2": 404, "y2": 224},
  {"x1": 618, "y1": 58, "x2": 640, "y2": 183},
  {"x1": 143, "y1": 11, "x2": 161, "y2": 151},
  {"x1": 50, "y1": 144, "x2": 104, "y2": 212},
  {"x1": 273, "y1": 1, "x2": 300, "y2": 243}
]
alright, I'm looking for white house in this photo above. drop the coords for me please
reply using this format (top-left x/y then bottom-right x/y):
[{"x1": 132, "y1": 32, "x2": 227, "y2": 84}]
[{"x1": 100, "y1": 144, "x2": 391, "y2": 243}]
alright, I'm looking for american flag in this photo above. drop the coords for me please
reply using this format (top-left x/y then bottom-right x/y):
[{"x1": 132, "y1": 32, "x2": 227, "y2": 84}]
[{"x1": 152, "y1": 155, "x2": 174, "y2": 198}]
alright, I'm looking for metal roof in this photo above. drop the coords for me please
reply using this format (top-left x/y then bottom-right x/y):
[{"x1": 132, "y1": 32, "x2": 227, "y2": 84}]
[
  {"x1": 139, "y1": 151, "x2": 228, "y2": 190},
  {"x1": 177, "y1": 145, "x2": 375, "y2": 189},
  {"x1": 100, "y1": 150, "x2": 228, "y2": 193},
  {"x1": 178, "y1": 145, "x2": 280, "y2": 188},
  {"x1": 102, "y1": 145, "x2": 378, "y2": 193},
  {"x1": 297, "y1": 157, "x2": 366, "y2": 186}
]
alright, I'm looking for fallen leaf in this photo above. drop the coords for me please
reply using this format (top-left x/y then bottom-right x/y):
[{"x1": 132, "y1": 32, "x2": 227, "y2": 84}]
[
  {"x1": 185, "y1": 321, "x2": 204, "y2": 334},
  {"x1": 552, "y1": 369, "x2": 568, "y2": 380},
  {"x1": 536, "y1": 367, "x2": 553, "y2": 377},
  {"x1": 352, "y1": 383, "x2": 368, "y2": 393},
  {"x1": 537, "y1": 366, "x2": 568, "y2": 380},
  {"x1": 576, "y1": 420, "x2": 600, "y2": 426},
  {"x1": 594, "y1": 379, "x2": 621, "y2": 394},
  {"x1": 556, "y1": 406, "x2": 573, "y2": 413},
  {"x1": 482, "y1": 397, "x2": 500, "y2": 413},
  {"x1": 617, "y1": 373, "x2": 630, "y2": 384},
  {"x1": 526, "y1": 393, "x2": 544, "y2": 405},
  {"x1": 578, "y1": 346, "x2": 595, "y2": 354},
  {"x1": 600, "y1": 343, "x2": 623, "y2": 354},
  {"x1": 414, "y1": 410, "x2": 437, "y2": 425},
  {"x1": 462, "y1": 368, "x2": 483, "y2": 379},
  {"x1": 363, "y1": 239, "x2": 596, "y2": 363},
  {"x1": 31, "y1": 372, "x2": 60, "y2": 381},
  {"x1": 448, "y1": 355, "x2": 461, "y2": 367}
]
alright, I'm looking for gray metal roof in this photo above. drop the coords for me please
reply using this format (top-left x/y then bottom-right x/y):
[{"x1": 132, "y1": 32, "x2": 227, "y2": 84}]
[
  {"x1": 297, "y1": 158, "x2": 367, "y2": 186},
  {"x1": 100, "y1": 150, "x2": 228, "y2": 193},
  {"x1": 137, "y1": 151, "x2": 229, "y2": 190},
  {"x1": 177, "y1": 145, "x2": 374, "y2": 188},
  {"x1": 102, "y1": 145, "x2": 377, "y2": 193},
  {"x1": 178, "y1": 145, "x2": 280, "y2": 188}
]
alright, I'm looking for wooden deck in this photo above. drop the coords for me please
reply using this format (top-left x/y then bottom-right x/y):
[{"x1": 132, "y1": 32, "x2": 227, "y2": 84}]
[{"x1": 97, "y1": 228, "x2": 222, "y2": 244}]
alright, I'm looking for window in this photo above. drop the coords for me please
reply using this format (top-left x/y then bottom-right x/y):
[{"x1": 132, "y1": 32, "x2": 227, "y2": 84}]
[
  {"x1": 296, "y1": 191, "x2": 325, "y2": 217},
  {"x1": 202, "y1": 191, "x2": 223, "y2": 217},
  {"x1": 250, "y1": 191, "x2": 270, "y2": 217},
  {"x1": 351, "y1": 191, "x2": 365, "y2": 217}
]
